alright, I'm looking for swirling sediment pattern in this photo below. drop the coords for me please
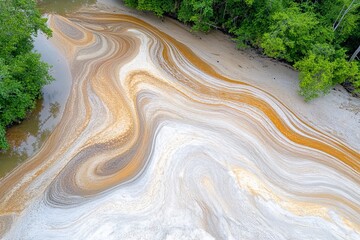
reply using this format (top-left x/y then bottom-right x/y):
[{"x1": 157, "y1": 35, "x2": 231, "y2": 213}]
[{"x1": 0, "y1": 12, "x2": 359, "y2": 239}]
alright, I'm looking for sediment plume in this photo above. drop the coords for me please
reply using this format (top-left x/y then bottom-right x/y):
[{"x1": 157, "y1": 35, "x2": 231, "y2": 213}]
[{"x1": 0, "y1": 11, "x2": 359, "y2": 239}]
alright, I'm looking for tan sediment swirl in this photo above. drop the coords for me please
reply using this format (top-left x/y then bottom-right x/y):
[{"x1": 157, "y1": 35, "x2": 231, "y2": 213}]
[{"x1": 0, "y1": 11, "x2": 359, "y2": 239}]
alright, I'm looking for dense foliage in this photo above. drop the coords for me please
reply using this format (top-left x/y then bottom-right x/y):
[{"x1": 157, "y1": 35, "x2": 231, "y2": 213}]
[
  {"x1": 125, "y1": 0, "x2": 360, "y2": 101},
  {"x1": 0, "y1": 0, "x2": 52, "y2": 149}
]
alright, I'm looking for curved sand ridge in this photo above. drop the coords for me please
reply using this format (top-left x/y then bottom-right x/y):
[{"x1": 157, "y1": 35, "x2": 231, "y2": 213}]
[{"x1": 0, "y1": 12, "x2": 359, "y2": 239}]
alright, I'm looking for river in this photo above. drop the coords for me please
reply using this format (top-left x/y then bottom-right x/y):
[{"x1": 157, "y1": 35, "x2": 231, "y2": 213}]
[
  {"x1": 0, "y1": 0, "x2": 359, "y2": 239},
  {"x1": 0, "y1": 0, "x2": 97, "y2": 179},
  {"x1": 0, "y1": 21, "x2": 70, "y2": 179}
]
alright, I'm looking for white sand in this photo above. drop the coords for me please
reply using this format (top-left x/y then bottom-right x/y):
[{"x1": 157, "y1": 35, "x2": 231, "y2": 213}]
[
  {"x1": 2, "y1": 5, "x2": 359, "y2": 239},
  {"x1": 96, "y1": 0, "x2": 360, "y2": 151}
]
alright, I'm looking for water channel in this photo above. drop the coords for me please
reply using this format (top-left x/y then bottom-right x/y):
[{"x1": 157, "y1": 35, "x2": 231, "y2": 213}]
[{"x1": 0, "y1": 0, "x2": 96, "y2": 178}]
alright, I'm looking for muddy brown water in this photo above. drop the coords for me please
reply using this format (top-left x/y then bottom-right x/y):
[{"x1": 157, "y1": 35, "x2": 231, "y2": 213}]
[{"x1": 0, "y1": 0, "x2": 89, "y2": 178}]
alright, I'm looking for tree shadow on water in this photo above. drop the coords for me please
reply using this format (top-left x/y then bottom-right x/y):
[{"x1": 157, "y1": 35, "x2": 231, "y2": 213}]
[
  {"x1": 37, "y1": 0, "x2": 97, "y2": 15},
  {"x1": 0, "y1": 99, "x2": 60, "y2": 179}
]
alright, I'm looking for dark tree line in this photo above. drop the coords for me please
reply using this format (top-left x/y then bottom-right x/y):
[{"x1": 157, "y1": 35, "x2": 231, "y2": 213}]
[{"x1": 125, "y1": 0, "x2": 360, "y2": 101}]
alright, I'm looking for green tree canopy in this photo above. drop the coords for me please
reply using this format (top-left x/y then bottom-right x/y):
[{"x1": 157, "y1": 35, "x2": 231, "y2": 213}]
[
  {"x1": 0, "y1": 0, "x2": 52, "y2": 149},
  {"x1": 124, "y1": 0, "x2": 360, "y2": 102}
]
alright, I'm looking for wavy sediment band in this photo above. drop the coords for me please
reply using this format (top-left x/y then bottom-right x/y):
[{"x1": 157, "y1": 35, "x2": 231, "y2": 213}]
[{"x1": 0, "y1": 11, "x2": 359, "y2": 239}]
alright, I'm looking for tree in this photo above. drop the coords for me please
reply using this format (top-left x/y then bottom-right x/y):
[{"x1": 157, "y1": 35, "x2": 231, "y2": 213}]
[
  {"x1": 261, "y1": 5, "x2": 333, "y2": 63},
  {"x1": 295, "y1": 47, "x2": 359, "y2": 101},
  {"x1": 124, "y1": 0, "x2": 360, "y2": 101},
  {"x1": 0, "y1": 0, "x2": 52, "y2": 150},
  {"x1": 332, "y1": 0, "x2": 359, "y2": 32},
  {"x1": 231, "y1": 0, "x2": 287, "y2": 48},
  {"x1": 178, "y1": 0, "x2": 215, "y2": 31},
  {"x1": 124, "y1": 0, "x2": 176, "y2": 16},
  {"x1": 350, "y1": 45, "x2": 360, "y2": 61}
]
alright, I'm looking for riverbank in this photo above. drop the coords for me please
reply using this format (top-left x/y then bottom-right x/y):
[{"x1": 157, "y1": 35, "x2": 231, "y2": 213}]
[
  {"x1": 97, "y1": 0, "x2": 360, "y2": 151},
  {"x1": 0, "y1": 1, "x2": 359, "y2": 238},
  {"x1": 0, "y1": 32, "x2": 72, "y2": 179}
]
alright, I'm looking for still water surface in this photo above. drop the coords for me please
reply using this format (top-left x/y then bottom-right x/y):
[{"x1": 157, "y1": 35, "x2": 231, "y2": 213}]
[
  {"x1": 37, "y1": 0, "x2": 96, "y2": 15},
  {"x1": 0, "y1": 0, "x2": 96, "y2": 178}
]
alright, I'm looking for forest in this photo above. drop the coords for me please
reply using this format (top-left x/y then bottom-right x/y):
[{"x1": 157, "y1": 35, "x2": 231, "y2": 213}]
[
  {"x1": 0, "y1": 0, "x2": 359, "y2": 150},
  {"x1": 125, "y1": 0, "x2": 360, "y2": 101},
  {"x1": 0, "y1": 0, "x2": 52, "y2": 149}
]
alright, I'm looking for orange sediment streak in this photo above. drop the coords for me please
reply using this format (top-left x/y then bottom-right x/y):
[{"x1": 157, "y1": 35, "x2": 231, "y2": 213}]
[
  {"x1": 0, "y1": 12, "x2": 359, "y2": 237},
  {"x1": 86, "y1": 13, "x2": 359, "y2": 173}
]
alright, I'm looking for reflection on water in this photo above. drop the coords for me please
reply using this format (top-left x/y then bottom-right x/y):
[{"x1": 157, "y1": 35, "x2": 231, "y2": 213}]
[
  {"x1": 0, "y1": 0, "x2": 99, "y2": 180},
  {"x1": 37, "y1": 0, "x2": 97, "y2": 14},
  {"x1": 0, "y1": 32, "x2": 72, "y2": 178},
  {"x1": 0, "y1": 100, "x2": 56, "y2": 177}
]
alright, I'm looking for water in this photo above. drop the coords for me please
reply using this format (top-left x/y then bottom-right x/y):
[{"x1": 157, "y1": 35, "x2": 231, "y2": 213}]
[
  {"x1": 0, "y1": 26, "x2": 72, "y2": 178},
  {"x1": 37, "y1": 0, "x2": 96, "y2": 15}
]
